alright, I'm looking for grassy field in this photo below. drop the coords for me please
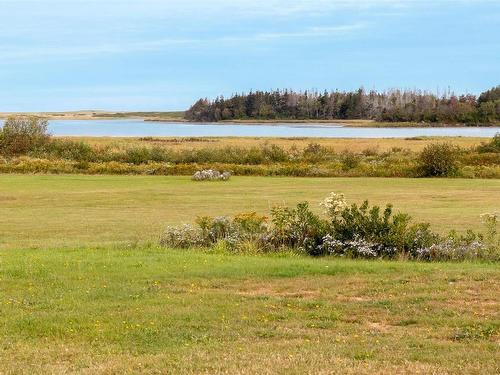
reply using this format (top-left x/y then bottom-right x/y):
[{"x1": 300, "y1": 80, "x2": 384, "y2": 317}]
[
  {"x1": 1, "y1": 175, "x2": 499, "y2": 250},
  {"x1": 0, "y1": 248, "x2": 498, "y2": 374},
  {"x1": 1, "y1": 174, "x2": 499, "y2": 373}
]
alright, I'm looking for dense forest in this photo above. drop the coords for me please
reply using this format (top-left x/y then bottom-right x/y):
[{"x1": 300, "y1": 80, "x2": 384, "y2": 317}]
[{"x1": 185, "y1": 86, "x2": 500, "y2": 124}]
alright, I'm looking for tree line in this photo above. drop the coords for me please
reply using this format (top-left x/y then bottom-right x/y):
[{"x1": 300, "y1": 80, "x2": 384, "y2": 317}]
[{"x1": 185, "y1": 86, "x2": 500, "y2": 124}]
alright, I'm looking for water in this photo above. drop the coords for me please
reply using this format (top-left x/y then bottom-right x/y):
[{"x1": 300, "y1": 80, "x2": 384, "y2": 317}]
[{"x1": 1, "y1": 119, "x2": 499, "y2": 138}]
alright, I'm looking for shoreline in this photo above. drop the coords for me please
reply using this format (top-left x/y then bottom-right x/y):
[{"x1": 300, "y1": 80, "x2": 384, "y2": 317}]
[
  {"x1": 145, "y1": 118, "x2": 500, "y2": 128},
  {"x1": 1, "y1": 112, "x2": 498, "y2": 128}
]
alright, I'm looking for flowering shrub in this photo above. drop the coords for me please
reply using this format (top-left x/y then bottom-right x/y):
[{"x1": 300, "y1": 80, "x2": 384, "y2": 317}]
[
  {"x1": 417, "y1": 240, "x2": 484, "y2": 261},
  {"x1": 325, "y1": 199, "x2": 410, "y2": 256},
  {"x1": 160, "y1": 212, "x2": 268, "y2": 251},
  {"x1": 320, "y1": 235, "x2": 383, "y2": 258},
  {"x1": 268, "y1": 202, "x2": 326, "y2": 254},
  {"x1": 320, "y1": 193, "x2": 348, "y2": 217},
  {"x1": 345, "y1": 237, "x2": 383, "y2": 258},
  {"x1": 416, "y1": 230, "x2": 486, "y2": 261},
  {"x1": 233, "y1": 212, "x2": 268, "y2": 234},
  {"x1": 160, "y1": 192, "x2": 499, "y2": 261},
  {"x1": 159, "y1": 224, "x2": 209, "y2": 248},
  {"x1": 413, "y1": 215, "x2": 499, "y2": 261},
  {"x1": 192, "y1": 169, "x2": 231, "y2": 181}
]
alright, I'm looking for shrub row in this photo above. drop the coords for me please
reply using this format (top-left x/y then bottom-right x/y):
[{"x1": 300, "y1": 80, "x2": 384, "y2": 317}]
[
  {"x1": 159, "y1": 193, "x2": 500, "y2": 261},
  {"x1": 2, "y1": 157, "x2": 499, "y2": 178}
]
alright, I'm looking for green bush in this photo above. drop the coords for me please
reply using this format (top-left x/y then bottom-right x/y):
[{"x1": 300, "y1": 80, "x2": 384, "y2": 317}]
[
  {"x1": 302, "y1": 143, "x2": 329, "y2": 162},
  {"x1": 261, "y1": 143, "x2": 289, "y2": 162},
  {"x1": 418, "y1": 143, "x2": 459, "y2": 177},
  {"x1": 42, "y1": 139, "x2": 94, "y2": 161},
  {"x1": 339, "y1": 150, "x2": 360, "y2": 171},
  {"x1": 0, "y1": 116, "x2": 50, "y2": 155},
  {"x1": 268, "y1": 202, "x2": 326, "y2": 254},
  {"x1": 477, "y1": 133, "x2": 500, "y2": 153},
  {"x1": 115, "y1": 147, "x2": 152, "y2": 164},
  {"x1": 159, "y1": 193, "x2": 499, "y2": 261},
  {"x1": 322, "y1": 194, "x2": 439, "y2": 258}
]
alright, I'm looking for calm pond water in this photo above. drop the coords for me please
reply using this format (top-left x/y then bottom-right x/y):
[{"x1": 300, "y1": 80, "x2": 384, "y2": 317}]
[{"x1": 1, "y1": 119, "x2": 499, "y2": 138}]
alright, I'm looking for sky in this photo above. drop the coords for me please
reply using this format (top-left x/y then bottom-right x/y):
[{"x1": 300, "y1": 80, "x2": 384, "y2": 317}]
[{"x1": 1, "y1": 0, "x2": 499, "y2": 112}]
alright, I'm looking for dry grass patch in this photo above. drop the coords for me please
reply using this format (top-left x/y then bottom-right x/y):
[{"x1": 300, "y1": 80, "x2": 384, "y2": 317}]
[{"x1": 67, "y1": 135, "x2": 489, "y2": 153}]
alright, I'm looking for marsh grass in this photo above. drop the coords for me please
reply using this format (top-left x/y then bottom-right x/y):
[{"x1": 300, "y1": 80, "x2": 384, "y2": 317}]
[{"x1": 1, "y1": 135, "x2": 499, "y2": 178}]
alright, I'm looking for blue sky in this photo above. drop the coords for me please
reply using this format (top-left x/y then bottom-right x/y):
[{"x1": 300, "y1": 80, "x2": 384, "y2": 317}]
[{"x1": 1, "y1": 0, "x2": 499, "y2": 111}]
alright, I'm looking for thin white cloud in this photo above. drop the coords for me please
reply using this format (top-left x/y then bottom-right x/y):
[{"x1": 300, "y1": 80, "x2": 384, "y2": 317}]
[
  {"x1": 1, "y1": 0, "x2": 493, "y2": 63},
  {"x1": 250, "y1": 24, "x2": 366, "y2": 40},
  {"x1": 0, "y1": 23, "x2": 366, "y2": 63},
  {"x1": 0, "y1": 0, "x2": 452, "y2": 21},
  {"x1": 0, "y1": 38, "x2": 196, "y2": 61}
]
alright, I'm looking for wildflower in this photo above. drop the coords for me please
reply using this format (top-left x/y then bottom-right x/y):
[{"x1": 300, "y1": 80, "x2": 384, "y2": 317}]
[
  {"x1": 320, "y1": 192, "x2": 348, "y2": 218},
  {"x1": 416, "y1": 239, "x2": 485, "y2": 261},
  {"x1": 320, "y1": 234, "x2": 345, "y2": 255},
  {"x1": 345, "y1": 236, "x2": 379, "y2": 258}
]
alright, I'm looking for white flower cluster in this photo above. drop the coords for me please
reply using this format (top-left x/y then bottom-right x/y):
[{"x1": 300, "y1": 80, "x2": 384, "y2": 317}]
[
  {"x1": 319, "y1": 234, "x2": 344, "y2": 254},
  {"x1": 192, "y1": 169, "x2": 231, "y2": 181},
  {"x1": 416, "y1": 240, "x2": 485, "y2": 261},
  {"x1": 345, "y1": 237, "x2": 379, "y2": 257},
  {"x1": 320, "y1": 234, "x2": 390, "y2": 258},
  {"x1": 159, "y1": 224, "x2": 207, "y2": 248},
  {"x1": 320, "y1": 192, "x2": 348, "y2": 217}
]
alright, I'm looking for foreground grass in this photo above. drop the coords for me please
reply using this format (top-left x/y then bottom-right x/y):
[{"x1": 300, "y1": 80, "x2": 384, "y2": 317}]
[
  {"x1": 1, "y1": 175, "x2": 499, "y2": 250},
  {"x1": 0, "y1": 247, "x2": 498, "y2": 374}
]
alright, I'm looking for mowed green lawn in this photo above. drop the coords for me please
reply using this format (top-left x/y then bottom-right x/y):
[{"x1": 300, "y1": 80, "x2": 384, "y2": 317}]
[
  {"x1": 0, "y1": 248, "x2": 498, "y2": 374},
  {"x1": 0, "y1": 174, "x2": 499, "y2": 373},
  {"x1": 0, "y1": 174, "x2": 499, "y2": 249}
]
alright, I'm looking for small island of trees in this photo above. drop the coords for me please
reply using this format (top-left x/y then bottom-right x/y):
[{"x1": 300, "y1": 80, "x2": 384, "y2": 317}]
[{"x1": 185, "y1": 86, "x2": 500, "y2": 125}]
